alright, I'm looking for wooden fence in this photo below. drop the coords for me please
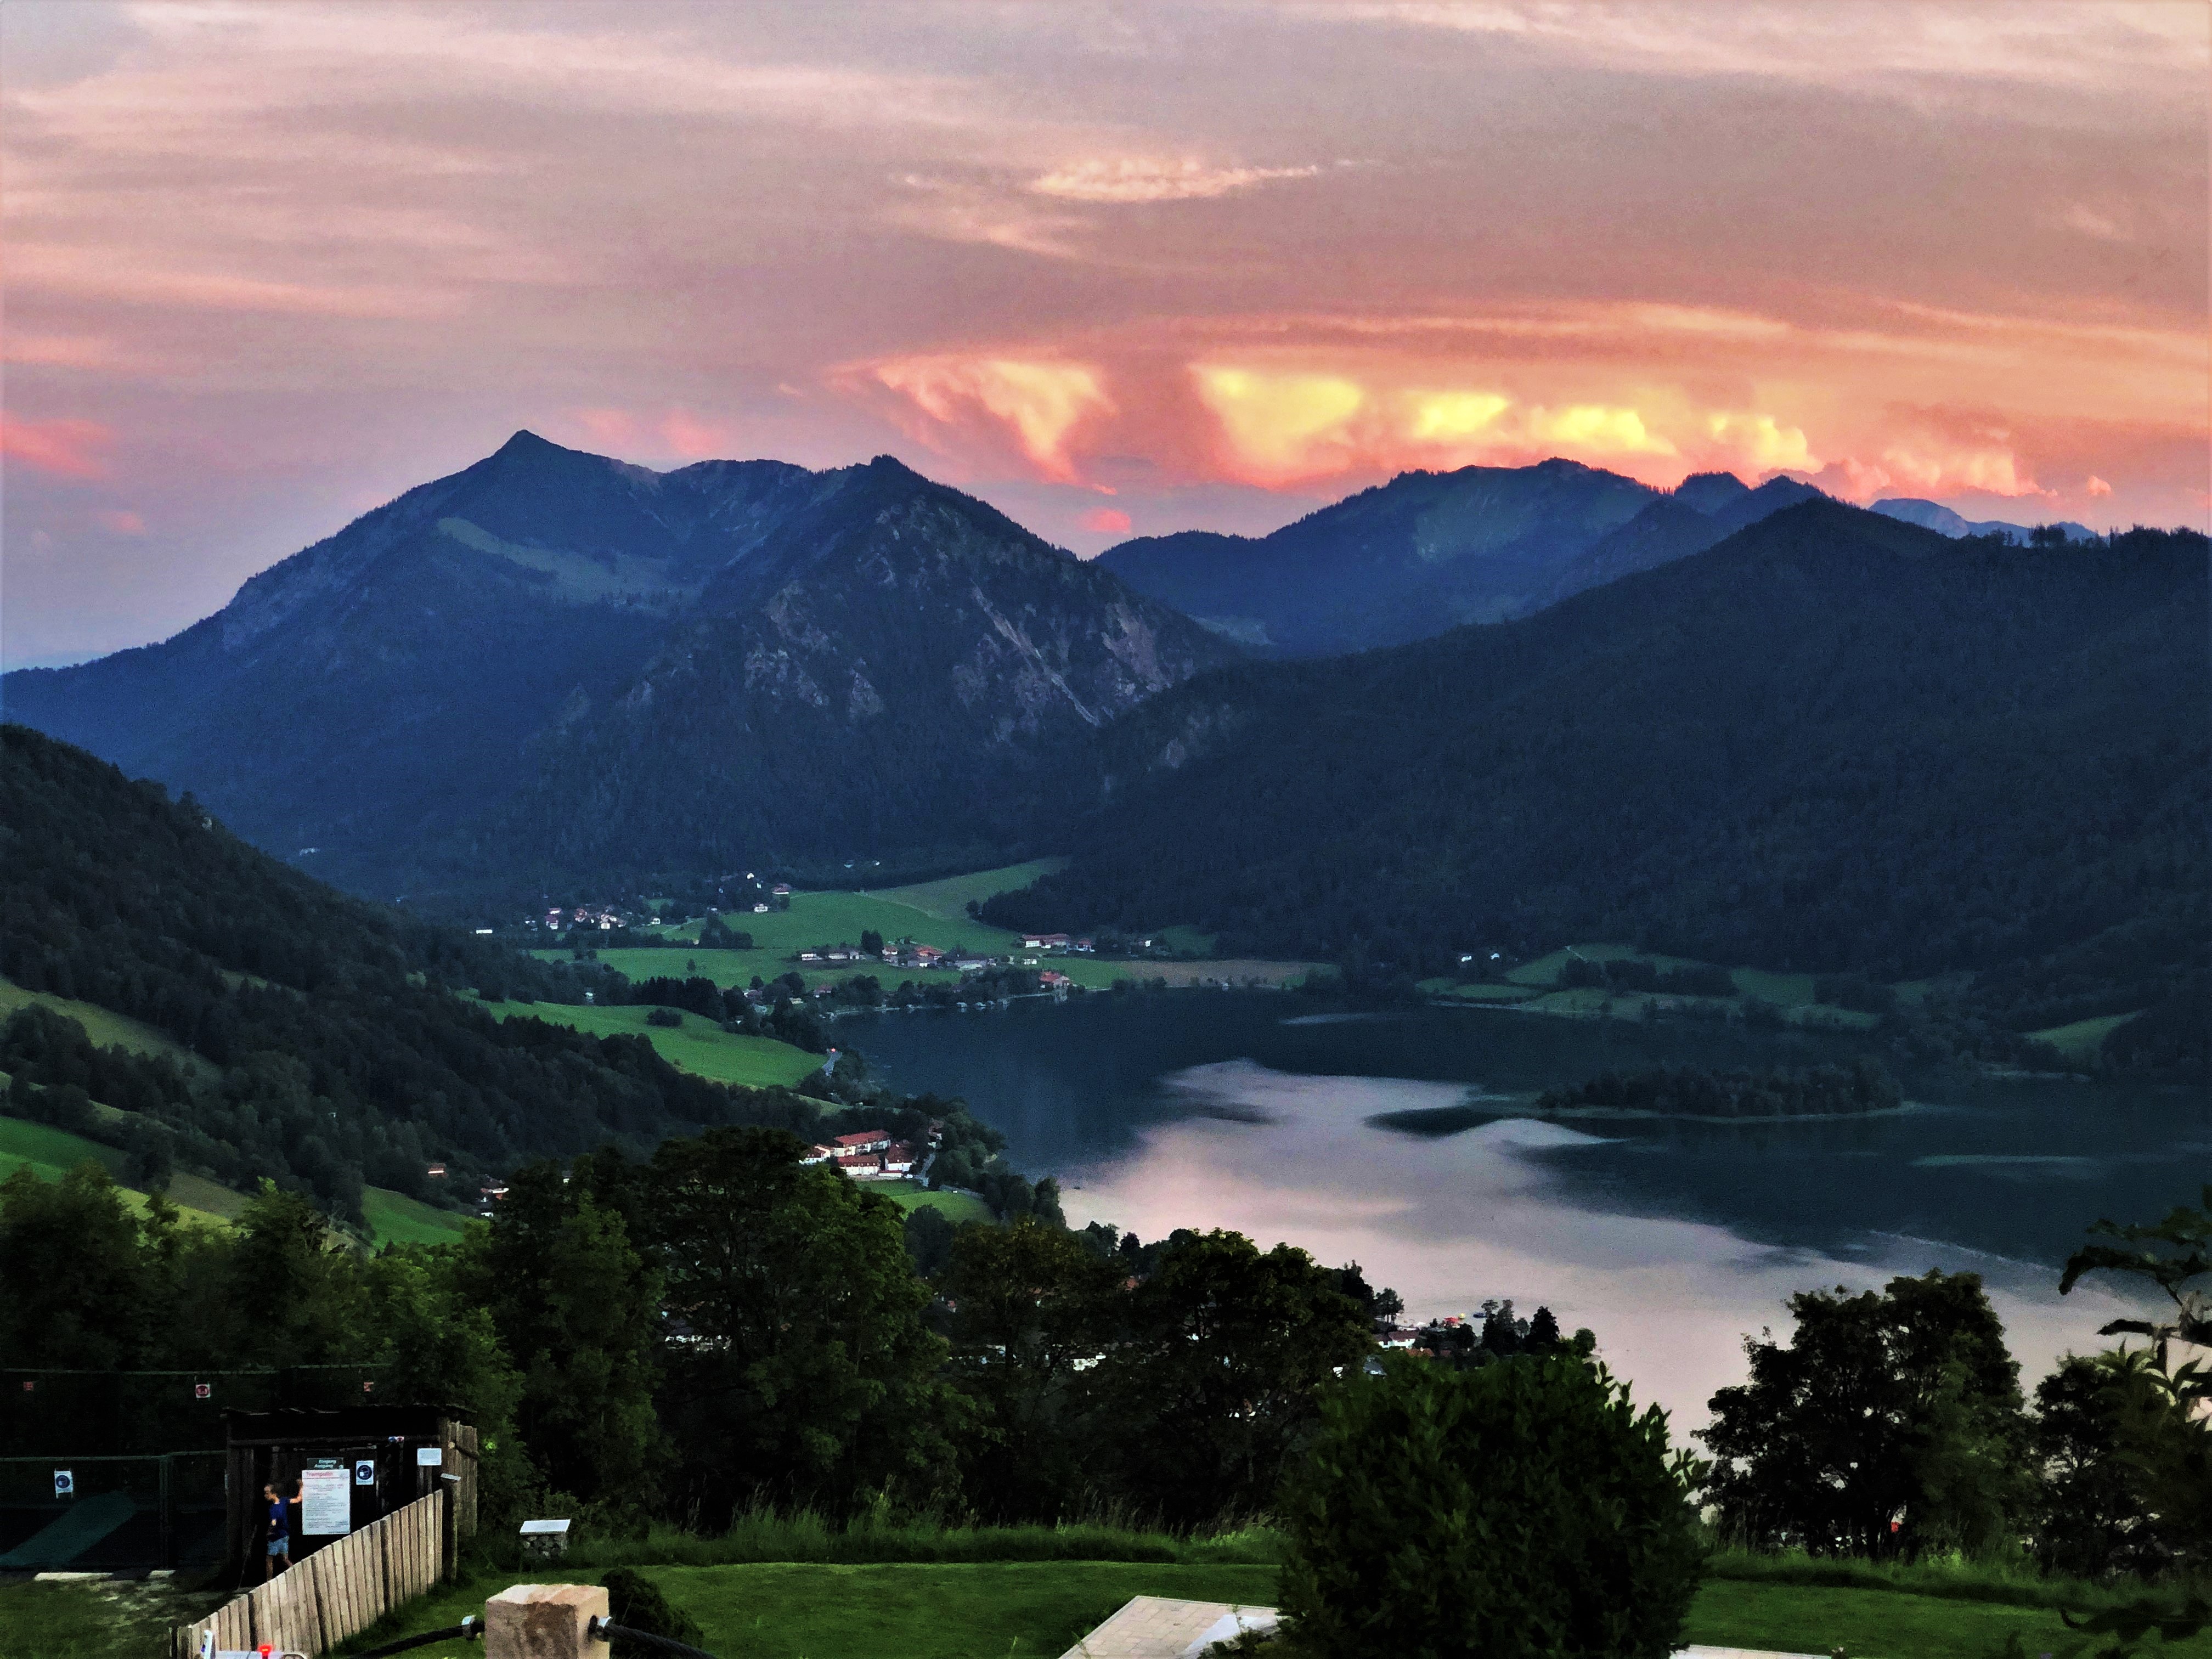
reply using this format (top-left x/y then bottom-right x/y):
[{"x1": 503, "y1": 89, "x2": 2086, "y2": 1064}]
[{"x1": 172, "y1": 1487, "x2": 447, "y2": 1658}]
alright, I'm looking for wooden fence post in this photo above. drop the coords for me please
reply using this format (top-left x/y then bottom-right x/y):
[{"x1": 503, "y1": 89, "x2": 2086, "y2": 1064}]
[{"x1": 484, "y1": 1585, "x2": 610, "y2": 1659}]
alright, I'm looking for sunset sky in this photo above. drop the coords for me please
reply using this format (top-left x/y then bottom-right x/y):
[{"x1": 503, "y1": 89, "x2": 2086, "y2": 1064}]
[{"x1": 3, "y1": 1, "x2": 2207, "y2": 665}]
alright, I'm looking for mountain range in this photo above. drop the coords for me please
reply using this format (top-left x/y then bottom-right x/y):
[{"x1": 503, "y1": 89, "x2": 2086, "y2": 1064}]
[
  {"x1": 1094, "y1": 460, "x2": 1821, "y2": 656},
  {"x1": 3, "y1": 433, "x2": 1234, "y2": 894},
  {"x1": 994, "y1": 502, "x2": 2209, "y2": 1052},
  {"x1": 1871, "y1": 498, "x2": 2097, "y2": 543}
]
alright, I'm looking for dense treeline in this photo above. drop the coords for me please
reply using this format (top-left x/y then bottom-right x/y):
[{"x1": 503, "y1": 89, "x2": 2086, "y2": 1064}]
[
  {"x1": 5, "y1": 1144, "x2": 2203, "y2": 1587},
  {"x1": 1534, "y1": 1059, "x2": 1902, "y2": 1119},
  {"x1": 989, "y1": 513, "x2": 2209, "y2": 1076},
  {"x1": 0, "y1": 725, "x2": 851, "y2": 1217}
]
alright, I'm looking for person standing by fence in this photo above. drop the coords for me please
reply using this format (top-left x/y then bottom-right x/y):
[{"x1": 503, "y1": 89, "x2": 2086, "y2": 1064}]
[{"x1": 261, "y1": 1480, "x2": 298, "y2": 1580}]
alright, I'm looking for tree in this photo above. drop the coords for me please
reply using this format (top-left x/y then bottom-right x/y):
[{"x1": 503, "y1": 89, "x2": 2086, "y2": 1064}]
[
  {"x1": 1699, "y1": 1270, "x2": 2030, "y2": 1557},
  {"x1": 469, "y1": 1167, "x2": 663, "y2": 1508},
  {"x1": 645, "y1": 1127, "x2": 958, "y2": 1522},
  {"x1": 2059, "y1": 1189, "x2": 2212, "y2": 1571},
  {"x1": 1526, "y1": 1305, "x2": 1564, "y2": 1353},
  {"x1": 226, "y1": 1183, "x2": 369, "y2": 1364},
  {"x1": 939, "y1": 1218, "x2": 1121, "y2": 1520},
  {"x1": 859, "y1": 930, "x2": 885, "y2": 956},
  {"x1": 1278, "y1": 1353, "x2": 1706, "y2": 1658},
  {"x1": 2032, "y1": 1353, "x2": 2164, "y2": 1578},
  {"x1": 1086, "y1": 1229, "x2": 1371, "y2": 1525},
  {"x1": 0, "y1": 1164, "x2": 154, "y2": 1369}
]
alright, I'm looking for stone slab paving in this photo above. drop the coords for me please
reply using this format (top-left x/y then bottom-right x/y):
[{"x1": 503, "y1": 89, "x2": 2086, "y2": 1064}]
[{"x1": 1057, "y1": 1598, "x2": 1828, "y2": 1659}]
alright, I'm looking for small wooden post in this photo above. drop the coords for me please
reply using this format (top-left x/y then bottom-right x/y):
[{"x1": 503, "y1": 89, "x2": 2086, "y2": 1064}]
[{"x1": 484, "y1": 1584, "x2": 610, "y2": 1659}]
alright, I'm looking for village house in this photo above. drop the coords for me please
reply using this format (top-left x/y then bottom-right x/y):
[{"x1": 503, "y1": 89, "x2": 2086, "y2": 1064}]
[
  {"x1": 1040, "y1": 969, "x2": 1071, "y2": 990},
  {"x1": 879, "y1": 1142, "x2": 919, "y2": 1176},
  {"x1": 834, "y1": 1129, "x2": 893, "y2": 1154},
  {"x1": 800, "y1": 1143, "x2": 836, "y2": 1165},
  {"x1": 771, "y1": 883, "x2": 793, "y2": 896},
  {"x1": 836, "y1": 1151, "x2": 884, "y2": 1177}
]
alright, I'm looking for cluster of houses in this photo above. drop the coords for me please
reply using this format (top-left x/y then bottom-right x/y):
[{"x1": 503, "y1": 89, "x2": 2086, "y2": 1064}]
[
  {"x1": 1018, "y1": 933, "x2": 1096, "y2": 953},
  {"x1": 802, "y1": 1122, "x2": 943, "y2": 1181},
  {"x1": 795, "y1": 941, "x2": 1004, "y2": 974},
  {"x1": 538, "y1": 905, "x2": 631, "y2": 932}
]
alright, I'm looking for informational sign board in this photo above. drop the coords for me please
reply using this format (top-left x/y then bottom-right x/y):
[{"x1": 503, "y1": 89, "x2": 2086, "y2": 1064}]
[
  {"x1": 416, "y1": 1446, "x2": 444, "y2": 1466},
  {"x1": 300, "y1": 1465, "x2": 352, "y2": 1536},
  {"x1": 354, "y1": 1459, "x2": 376, "y2": 1486},
  {"x1": 194, "y1": 1383, "x2": 212, "y2": 1399},
  {"x1": 53, "y1": 1470, "x2": 72, "y2": 1498}
]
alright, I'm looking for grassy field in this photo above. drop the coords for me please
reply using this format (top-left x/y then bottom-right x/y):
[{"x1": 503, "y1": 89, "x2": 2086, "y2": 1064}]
[
  {"x1": 2030, "y1": 1009, "x2": 2141, "y2": 1064},
  {"x1": 868, "y1": 1181, "x2": 994, "y2": 1224},
  {"x1": 0, "y1": 976, "x2": 202, "y2": 1070},
  {"x1": 291, "y1": 1555, "x2": 2212, "y2": 1659},
  {"x1": 1453, "y1": 946, "x2": 1887, "y2": 1031},
  {"x1": 864, "y1": 859, "x2": 1070, "y2": 919},
  {"x1": 478, "y1": 1000, "x2": 822, "y2": 1090},
  {"x1": 0, "y1": 1115, "x2": 239, "y2": 1227},
  {"x1": 362, "y1": 1186, "x2": 475, "y2": 1248},
  {"x1": 646, "y1": 890, "x2": 1024, "y2": 960}
]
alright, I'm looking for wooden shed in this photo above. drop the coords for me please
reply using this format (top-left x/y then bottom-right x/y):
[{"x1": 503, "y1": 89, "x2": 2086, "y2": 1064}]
[{"x1": 219, "y1": 1406, "x2": 476, "y2": 1585}]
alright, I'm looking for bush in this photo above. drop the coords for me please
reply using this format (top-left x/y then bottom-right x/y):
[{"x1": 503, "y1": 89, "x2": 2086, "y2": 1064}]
[
  {"x1": 644, "y1": 1008, "x2": 683, "y2": 1028},
  {"x1": 1278, "y1": 1354, "x2": 1706, "y2": 1658},
  {"x1": 600, "y1": 1566, "x2": 706, "y2": 1656}
]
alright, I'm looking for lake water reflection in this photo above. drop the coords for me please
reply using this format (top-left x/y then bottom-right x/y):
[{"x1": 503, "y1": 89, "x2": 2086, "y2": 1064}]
[{"x1": 849, "y1": 992, "x2": 2208, "y2": 1429}]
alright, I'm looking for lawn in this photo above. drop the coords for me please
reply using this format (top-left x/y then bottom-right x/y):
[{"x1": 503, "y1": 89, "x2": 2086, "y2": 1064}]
[
  {"x1": 478, "y1": 1001, "x2": 822, "y2": 1090},
  {"x1": 2030, "y1": 1009, "x2": 2141, "y2": 1064},
  {"x1": 868, "y1": 1181, "x2": 994, "y2": 1224},
  {"x1": 864, "y1": 859, "x2": 1070, "y2": 919},
  {"x1": 306, "y1": 1559, "x2": 2212, "y2": 1659},
  {"x1": 0, "y1": 1115, "x2": 236, "y2": 1228},
  {"x1": 363, "y1": 1186, "x2": 475, "y2": 1248}
]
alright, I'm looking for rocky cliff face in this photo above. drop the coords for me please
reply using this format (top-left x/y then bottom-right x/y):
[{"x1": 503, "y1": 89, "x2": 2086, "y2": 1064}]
[{"x1": 4, "y1": 436, "x2": 1234, "y2": 893}]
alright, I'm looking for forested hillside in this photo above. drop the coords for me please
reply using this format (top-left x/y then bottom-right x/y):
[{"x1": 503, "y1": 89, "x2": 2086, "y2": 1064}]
[
  {"x1": 995, "y1": 506, "x2": 2209, "y2": 1060},
  {"x1": 0, "y1": 725, "x2": 843, "y2": 1218}
]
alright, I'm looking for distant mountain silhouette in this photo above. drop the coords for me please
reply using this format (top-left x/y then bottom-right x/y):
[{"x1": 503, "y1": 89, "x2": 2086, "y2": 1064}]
[
  {"x1": 1872, "y1": 498, "x2": 2096, "y2": 543},
  {"x1": 1096, "y1": 460, "x2": 1820, "y2": 655},
  {"x1": 3, "y1": 433, "x2": 1235, "y2": 894}
]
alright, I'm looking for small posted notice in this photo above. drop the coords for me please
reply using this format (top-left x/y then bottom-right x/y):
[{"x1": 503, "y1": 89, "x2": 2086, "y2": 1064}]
[{"x1": 300, "y1": 1466, "x2": 352, "y2": 1536}]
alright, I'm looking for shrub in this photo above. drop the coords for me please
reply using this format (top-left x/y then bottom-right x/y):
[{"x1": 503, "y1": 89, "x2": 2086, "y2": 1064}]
[
  {"x1": 600, "y1": 1566, "x2": 705, "y2": 1656},
  {"x1": 1278, "y1": 1353, "x2": 1706, "y2": 1658},
  {"x1": 644, "y1": 1008, "x2": 683, "y2": 1028}
]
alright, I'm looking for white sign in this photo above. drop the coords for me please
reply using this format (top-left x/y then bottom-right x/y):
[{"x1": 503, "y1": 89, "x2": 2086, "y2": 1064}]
[
  {"x1": 354, "y1": 1460, "x2": 376, "y2": 1486},
  {"x1": 53, "y1": 1470, "x2": 72, "y2": 1498},
  {"x1": 416, "y1": 1446, "x2": 444, "y2": 1467},
  {"x1": 300, "y1": 1466, "x2": 352, "y2": 1536}
]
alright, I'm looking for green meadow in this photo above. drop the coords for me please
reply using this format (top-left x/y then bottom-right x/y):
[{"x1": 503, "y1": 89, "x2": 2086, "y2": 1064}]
[
  {"x1": 477, "y1": 1000, "x2": 822, "y2": 1090},
  {"x1": 2030, "y1": 1009, "x2": 2142, "y2": 1064},
  {"x1": 1445, "y1": 943, "x2": 1886, "y2": 1029},
  {"x1": 0, "y1": 975, "x2": 202, "y2": 1070},
  {"x1": 362, "y1": 1185, "x2": 475, "y2": 1248},
  {"x1": 864, "y1": 858, "x2": 1070, "y2": 919}
]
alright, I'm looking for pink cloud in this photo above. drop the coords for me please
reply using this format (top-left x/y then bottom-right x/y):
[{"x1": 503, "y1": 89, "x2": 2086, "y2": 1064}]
[
  {"x1": 658, "y1": 410, "x2": 733, "y2": 459},
  {"x1": 92, "y1": 508, "x2": 147, "y2": 534},
  {"x1": 1, "y1": 416, "x2": 112, "y2": 479},
  {"x1": 2085, "y1": 475, "x2": 2113, "y2": 497},
  {"x1": 570, "y1": 407, "x2": 640, "y2": 448},
  {"x1": 1079, "y1": 506, "x2": 1132, "y2": 534}
]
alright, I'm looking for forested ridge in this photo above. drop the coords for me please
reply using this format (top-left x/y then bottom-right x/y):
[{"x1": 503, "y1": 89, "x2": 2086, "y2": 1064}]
[
  {"x1": 992, "y1": 506, "x2": 2209, "y2": 1068},
  {"x1": 0, "y1": 724, "x2": 848, "y2": 1216}
]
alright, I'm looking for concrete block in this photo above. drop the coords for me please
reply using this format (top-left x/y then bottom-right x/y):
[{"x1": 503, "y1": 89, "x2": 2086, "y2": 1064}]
[{"x1": 486, "y1": 1583, "x2": 610, "y2": 1659}]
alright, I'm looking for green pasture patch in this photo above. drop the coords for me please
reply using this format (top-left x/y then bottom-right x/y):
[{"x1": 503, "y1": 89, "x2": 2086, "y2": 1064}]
[
  {"x1": 363, "y1": 1186, "x2": 474, "y2": 1248},
  {"x1": 1730, "y1": 967, "x2": 1818, "y2": 1006},
  {"x1": 479, "y1": 1002, "x2": 822, "y2": 1090},
  {"x1": 1150, "y1": 924, "x2": 1221, "y2": 956},
  {"x1": 869, "y1": 1182, "x2": 994, "y2": 1224},
  {"x1": 1505, "y1": 943, "x2": 1635, "y2": 986},
  {"x1": 0, "y1": 976, "x2": 201, "y2": 1070},
  {"x1": 651, "y1": 890, "x2": 1025, "y2": 962},
  {"x1": 1688, "y1": 1575, "x2": 2212, "y2": 1658},
  {"x1": 864, "y1": 859, "x2": 1071, "y2": 919},
  {"x1": 1437, "y1": 983, "x2": 1543, "y2": 1003},
  {"x1": 0, "y1": 1115, "x2": 236, "y2": 1228},
  {"x1": 2030, "y1": 1009, "x2": 2142, "y2": 1063}
]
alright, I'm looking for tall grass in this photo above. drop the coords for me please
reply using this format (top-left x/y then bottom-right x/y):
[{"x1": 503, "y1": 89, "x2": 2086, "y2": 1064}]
[
  {"x1": 1708, "y1": 1547, "x2": 2210, "y2": 1616},
  {"x1": 468, "y1": 1510, "x2": 1282, "y2": 1574}
]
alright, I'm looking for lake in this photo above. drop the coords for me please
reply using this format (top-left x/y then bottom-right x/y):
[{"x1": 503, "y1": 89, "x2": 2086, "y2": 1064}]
[{"x1": 849, "y1": 991, "x2": 2208, "y2": 1431}]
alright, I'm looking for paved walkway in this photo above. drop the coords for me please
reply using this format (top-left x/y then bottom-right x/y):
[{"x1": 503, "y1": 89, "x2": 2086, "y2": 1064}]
[{"x1": 1057, "y1": 1598, "x2": 1829, "y2": 1659}]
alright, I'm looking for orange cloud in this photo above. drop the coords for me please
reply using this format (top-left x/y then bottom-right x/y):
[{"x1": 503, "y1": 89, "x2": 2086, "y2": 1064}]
[
  {"x1": 1031, "y1": 159, "x2": 1322, "y2": 204},
  {"x1": 868, "y1": 356, "x2": 1111, "y2": 482},
  {"x1": 92, "y1": 508, "x2": 146, "y2": 534},
  {"x1": 1079, "y1": 506, "x2": 1132, "y2": 534},
  {"x1": 0, "y1": 416, "x2": 112, "y2": 479},
  {"x1": 2085, "y1": 475, "x2": 2113, "y2": 497}
]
